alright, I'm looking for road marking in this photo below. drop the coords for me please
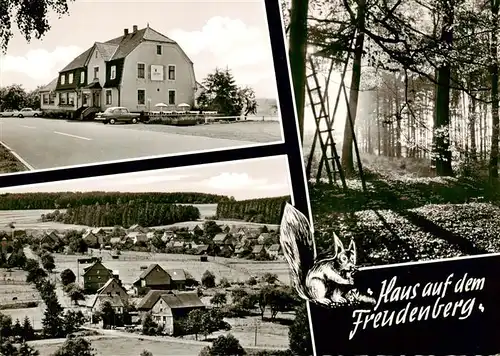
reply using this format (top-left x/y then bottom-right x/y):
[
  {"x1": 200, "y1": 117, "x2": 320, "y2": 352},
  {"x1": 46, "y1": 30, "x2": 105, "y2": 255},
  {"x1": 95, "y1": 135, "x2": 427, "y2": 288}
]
[
  {"x1": 53, "y1": 131, "x2": 92, "y2": 141},
  {"x1": 20, "y1": 125, "x2": 36, "y2": 129},
  {"x1": 0, "y1": 141, "x2": 35, "y2": 170}
]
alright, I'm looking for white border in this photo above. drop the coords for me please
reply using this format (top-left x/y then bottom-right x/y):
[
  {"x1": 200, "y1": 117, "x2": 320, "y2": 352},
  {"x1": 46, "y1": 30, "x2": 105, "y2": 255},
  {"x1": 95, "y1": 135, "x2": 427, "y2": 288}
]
[{"x1": 110, "y1": 65, "x2": 117, "y2": 80}]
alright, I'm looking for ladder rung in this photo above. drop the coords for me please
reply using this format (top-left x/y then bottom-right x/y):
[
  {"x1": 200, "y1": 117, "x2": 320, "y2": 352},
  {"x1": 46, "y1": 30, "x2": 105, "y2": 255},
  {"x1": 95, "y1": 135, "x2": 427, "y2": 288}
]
[
  {"x1": 306, "y1": 73, "x2": 316, "y2": 78},
  {"x1": 312, "y1": 102, "x2": 323, "y2": 107},
  {"x1": 308, "y1": 86, "x2": 321, "y2": 92}
]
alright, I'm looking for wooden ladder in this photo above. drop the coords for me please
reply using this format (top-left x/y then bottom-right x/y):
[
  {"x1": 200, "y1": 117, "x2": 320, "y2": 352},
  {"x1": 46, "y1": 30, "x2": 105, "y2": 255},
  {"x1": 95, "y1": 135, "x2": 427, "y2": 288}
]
[{"x1": 305, "y1": 57, "x2": 347, "y2": 189}]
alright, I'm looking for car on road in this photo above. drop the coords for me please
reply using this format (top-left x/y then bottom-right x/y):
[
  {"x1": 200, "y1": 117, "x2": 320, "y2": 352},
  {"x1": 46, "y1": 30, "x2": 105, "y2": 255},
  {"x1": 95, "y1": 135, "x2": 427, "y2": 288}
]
[
  {"x1": 12, "y1": 108, "x2": 43, "y2": 118},
  {"x1": 95, "y1": 107, "x2": 141, "y2": 124},
  {"x1": 0, "y1": 109, "x2": 15, "y2": 117}
]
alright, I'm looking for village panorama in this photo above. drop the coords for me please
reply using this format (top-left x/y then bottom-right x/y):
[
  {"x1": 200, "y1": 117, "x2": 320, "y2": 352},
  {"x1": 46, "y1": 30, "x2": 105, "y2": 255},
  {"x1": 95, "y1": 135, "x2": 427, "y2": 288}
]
[{"x1": 0, "y1": 191, "x2": 296, "y2": 355}]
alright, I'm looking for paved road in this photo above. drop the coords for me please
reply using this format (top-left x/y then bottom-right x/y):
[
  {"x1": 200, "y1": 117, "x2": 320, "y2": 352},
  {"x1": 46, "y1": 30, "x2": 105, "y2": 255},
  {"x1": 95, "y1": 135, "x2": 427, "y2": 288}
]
[{"x1": 0, "y1": 118, "x2": 259, "y2": 170}]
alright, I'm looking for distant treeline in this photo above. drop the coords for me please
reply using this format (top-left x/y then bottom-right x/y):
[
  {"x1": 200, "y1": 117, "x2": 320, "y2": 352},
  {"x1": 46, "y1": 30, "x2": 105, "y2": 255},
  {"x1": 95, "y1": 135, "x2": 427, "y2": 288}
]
[
  {"x1": 216, "y1": 196, "x2": 291, "y2": 224},
  {"x1": 46, "y1": 202, "x2": 200, "y2": 227},
  {"x1": 0, "y1": 192, "x2": 230, "y2": 210}
]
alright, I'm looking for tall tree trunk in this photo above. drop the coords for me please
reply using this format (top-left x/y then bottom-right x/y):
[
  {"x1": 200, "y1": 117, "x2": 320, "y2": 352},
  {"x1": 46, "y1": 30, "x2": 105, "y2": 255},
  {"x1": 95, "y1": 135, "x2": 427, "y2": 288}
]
[
  {"x1": 341, "y1": 0, "x2": 366, "y2": 173},
  {"x1": 376, "y1": 89, "x2": 381, "y2": 155},
  {"x1": 490, "y1": 0, "x2": 500, "y2": 181},
  {"x1": 288, "y1": 0, "x2": 309, "y2": 143},
  {"x1": 433, "y1": 2, "x2": 454, "y2": 176},
  {"x1": 469, "y1": 94, "x2": 477, "y2": 161}
]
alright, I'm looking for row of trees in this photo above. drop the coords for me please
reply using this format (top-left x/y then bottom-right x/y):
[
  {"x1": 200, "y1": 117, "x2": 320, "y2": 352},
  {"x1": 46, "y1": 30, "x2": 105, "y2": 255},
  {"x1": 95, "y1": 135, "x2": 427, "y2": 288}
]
[
  {"x1": 50, "y1": 202, "x2": 200, "y2": 227},
  {"x1": 286, "y1": 0, "x2": 500, "y2": 181},
  {"x1": 197, "y1": 68, "x2": 259, "y2": 117},
  {"x1": 0, "y1": 84, "x2": 40, "y2": 111},
  {"x1": 0, "y1": 192, "x2": 230, "y2": 210},
  {"x1": 216, "y1": 196, "x2": 291, "y2": 224}
]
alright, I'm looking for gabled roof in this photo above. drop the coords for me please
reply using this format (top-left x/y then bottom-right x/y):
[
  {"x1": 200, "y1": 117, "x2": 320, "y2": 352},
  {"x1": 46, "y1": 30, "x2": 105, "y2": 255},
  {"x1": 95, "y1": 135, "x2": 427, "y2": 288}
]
[
  {"x1": 96, "y1": 278, "x2": 127, "y2": 295},
  {"x1": 60, "y1": 46, "x2": 93, "y2": 72},
  {"x1": 252, "y1": 245, "x2": 264, "y2": 254},
  {"x1": 166, "y1": 269, "x2": 186, "y2": 281},
  {"x1": 40, "y1": 77, "x2": 58, "y2": 92},
  {"x1": 213, "y1": 233, "x2": 228, "y2": 242},
  {"x1": 82, "y1": 231, "x2": 97, "y2": 239},
  {"x1": 158, "y1": 292, "x2": 205, "y2": 309},
  {"x1": 137, "y1": 290, "x2": 174, "y2": 310},
  {"x1": 267, "y1": 244, "x2": 281, "y2": 252},
  {"x1": 95, "y1": 42, "x2": 119, "y2": 61},
  {"x1": 82, "y1": 261, "x2": 112, "y2": 276},
  {"x1": 138, "y1": 263, "x2": 167, "y2": 280}
]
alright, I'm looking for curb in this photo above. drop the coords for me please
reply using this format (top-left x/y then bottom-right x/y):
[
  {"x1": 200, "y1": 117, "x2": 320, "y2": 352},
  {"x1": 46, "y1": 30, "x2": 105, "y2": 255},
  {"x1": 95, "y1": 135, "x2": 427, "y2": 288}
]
[{"x1": 0, "y1": 141, "x2": 35, "y2": 171}]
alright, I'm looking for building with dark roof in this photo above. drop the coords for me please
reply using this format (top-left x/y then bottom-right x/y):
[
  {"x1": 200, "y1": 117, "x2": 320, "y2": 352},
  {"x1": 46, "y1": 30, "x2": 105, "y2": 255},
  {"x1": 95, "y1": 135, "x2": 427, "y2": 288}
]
[
  {"x1": 40, "y1": 24, "x2": 196, "y2": 119},
  {"x1": 138, "y1": 290, "x2": 205, "y2": 335}
]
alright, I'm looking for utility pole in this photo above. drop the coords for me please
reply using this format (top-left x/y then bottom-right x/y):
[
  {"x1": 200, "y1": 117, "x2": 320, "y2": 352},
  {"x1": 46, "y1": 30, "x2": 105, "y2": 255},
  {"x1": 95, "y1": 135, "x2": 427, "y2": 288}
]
[{"x1": 254, "y1": 319, "x2": 258, "y2": 346}]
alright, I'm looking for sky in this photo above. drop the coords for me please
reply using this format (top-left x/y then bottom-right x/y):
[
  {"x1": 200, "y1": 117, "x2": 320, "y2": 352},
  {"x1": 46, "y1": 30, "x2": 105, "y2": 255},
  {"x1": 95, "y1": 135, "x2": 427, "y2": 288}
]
[
  {"x1": 0, "y1": 0, "x2": 279, "y2": 99},
  {"x1": 0, "y1": 155, "x2": 293, "y2": 200}
]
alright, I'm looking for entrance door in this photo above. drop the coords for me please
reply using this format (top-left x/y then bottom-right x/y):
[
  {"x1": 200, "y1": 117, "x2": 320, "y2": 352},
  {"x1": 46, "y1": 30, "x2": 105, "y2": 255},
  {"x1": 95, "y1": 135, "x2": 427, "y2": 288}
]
[{"x1": 92, "y1": 92, "x2": 101, "y2": 108}]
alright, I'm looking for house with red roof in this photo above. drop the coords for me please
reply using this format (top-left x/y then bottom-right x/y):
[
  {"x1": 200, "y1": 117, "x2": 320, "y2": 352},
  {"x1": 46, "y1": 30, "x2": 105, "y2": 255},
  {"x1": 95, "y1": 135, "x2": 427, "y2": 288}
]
[{"x1": 40, "y1": 24, "x2": 196, "y2": 119}]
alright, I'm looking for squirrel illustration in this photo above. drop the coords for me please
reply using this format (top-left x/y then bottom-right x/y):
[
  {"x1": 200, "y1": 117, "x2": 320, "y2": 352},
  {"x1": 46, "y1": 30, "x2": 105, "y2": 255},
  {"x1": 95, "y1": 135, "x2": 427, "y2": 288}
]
[{"x1": 280, "y1": 203, "x2": 376, "y2": 308}]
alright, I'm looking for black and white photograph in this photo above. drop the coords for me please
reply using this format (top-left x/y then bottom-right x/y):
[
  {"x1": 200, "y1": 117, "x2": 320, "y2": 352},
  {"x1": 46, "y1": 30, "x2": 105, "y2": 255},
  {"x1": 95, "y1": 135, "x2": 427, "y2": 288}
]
[
  {"x1": 0, "y1": 155, "x2": 307, "y2": 356},
  {"x1": 0, "y1": 0, "x2": 283, "y2": 174},
  {"x1": 282, "y1": 0, "x2": 500, "y2": 353}
]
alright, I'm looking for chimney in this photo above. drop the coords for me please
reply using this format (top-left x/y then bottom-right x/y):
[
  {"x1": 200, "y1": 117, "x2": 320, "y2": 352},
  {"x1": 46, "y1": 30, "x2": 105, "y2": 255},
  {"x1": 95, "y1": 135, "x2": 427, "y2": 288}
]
[
  {"x1": 133, "y1": 25, "x2": 138, "y2": 33},
  {"x1": 124, "y1": 28, "x2": 129, "y2": 36}
]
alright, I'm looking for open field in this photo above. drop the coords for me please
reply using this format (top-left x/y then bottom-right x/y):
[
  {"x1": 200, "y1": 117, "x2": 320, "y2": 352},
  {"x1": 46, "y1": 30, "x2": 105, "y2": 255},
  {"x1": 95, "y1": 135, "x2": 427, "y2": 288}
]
[
  {"x1": 54, "y1": 251, "x2": 290, "y2": 287},
  {"x1": 32, "y1": 336, "x2": 205, "y2": 356}
]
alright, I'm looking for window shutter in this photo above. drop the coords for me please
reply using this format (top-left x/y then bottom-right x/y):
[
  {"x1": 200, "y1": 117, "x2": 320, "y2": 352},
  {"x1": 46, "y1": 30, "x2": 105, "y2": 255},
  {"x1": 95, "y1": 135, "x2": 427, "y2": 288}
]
[
  {"x1": 148, "y1": 65, "x2": 151, "y2": 80},
  {"x1": 163, "y1": 65, "x2": 166, "y2": 81}
]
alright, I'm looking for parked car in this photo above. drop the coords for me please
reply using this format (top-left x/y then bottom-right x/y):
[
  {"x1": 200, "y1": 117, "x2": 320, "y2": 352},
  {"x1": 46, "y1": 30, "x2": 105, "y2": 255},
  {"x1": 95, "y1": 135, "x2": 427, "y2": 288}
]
[
  {"x1": 0, "y1": 110, "x2": 15, "y2": 117},
  {"x1": 95, "y1": 107, "x2": 141, "y2": 124},
  {"x1": 12, "y1": 108, "x2": 42, "y2": 118}
]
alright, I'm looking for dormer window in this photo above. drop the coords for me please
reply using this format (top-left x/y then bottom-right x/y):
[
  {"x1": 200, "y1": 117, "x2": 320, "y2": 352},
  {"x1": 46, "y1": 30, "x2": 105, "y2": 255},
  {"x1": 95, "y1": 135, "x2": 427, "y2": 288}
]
[
  {"x1": 60, "y1": 74, "x2": 65, "y2": 85},
  {"x1": 81, "y1": 71, "x2": 85, "y2": 83},
  {"x1": 110, "y1": 65, "x2": 116, "y2": 80},
  {"x1": 68, "y1": 73, "x2": 73, "y2": 84}
]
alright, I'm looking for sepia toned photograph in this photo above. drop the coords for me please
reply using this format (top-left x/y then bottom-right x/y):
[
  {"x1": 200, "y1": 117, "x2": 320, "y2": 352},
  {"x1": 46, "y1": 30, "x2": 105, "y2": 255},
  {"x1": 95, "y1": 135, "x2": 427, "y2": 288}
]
[
  {"x1": 0, "y1": 0, "x2": 283, "y2": 174},
  {"x1": 0, "y1": 156, "x2": 305, "y2": 356},
  {"x1": 281, "y1": 0, "x2": 500, "y2": 354}
]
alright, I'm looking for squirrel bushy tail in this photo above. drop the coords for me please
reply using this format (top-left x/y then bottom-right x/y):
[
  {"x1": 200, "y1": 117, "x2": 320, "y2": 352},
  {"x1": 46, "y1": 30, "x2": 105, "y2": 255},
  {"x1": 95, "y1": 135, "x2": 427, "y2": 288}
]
[{"x1": 279, "y1": 203, "x2": 316, "y2": 301}]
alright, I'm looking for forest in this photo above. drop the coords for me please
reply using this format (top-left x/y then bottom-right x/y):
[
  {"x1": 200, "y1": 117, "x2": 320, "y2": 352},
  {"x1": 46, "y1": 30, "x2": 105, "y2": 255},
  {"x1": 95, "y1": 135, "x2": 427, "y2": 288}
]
[
  {"x1": 216, "y1": 196, "x2": 291, "y2": 224},
  {"x1": 46, "y1": 202, "x2": 201, "y2": 228},
  {"x1": 0, "y1": 192, "x2": 230, "y2": 210}
]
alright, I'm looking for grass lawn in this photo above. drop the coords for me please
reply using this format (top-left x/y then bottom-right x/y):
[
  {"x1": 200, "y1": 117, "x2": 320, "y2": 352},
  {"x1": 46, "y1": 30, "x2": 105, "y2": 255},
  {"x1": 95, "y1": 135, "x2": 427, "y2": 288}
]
[
  {"x1": 32, "y1": 336, "x2": 205, "y2": 356},
  {"x1": 0, "y1": 142, "x2": 27, "y2": 173}
]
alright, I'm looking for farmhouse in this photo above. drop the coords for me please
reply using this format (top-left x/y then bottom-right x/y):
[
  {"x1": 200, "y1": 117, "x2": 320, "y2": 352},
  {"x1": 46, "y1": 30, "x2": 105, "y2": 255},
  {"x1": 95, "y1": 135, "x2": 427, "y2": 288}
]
[
  {"x1": 82, "y1": 230, "x2": 105, "y2": 246},
  {"x1": 161, "y1": 231, "x2": 175, "y2": 242},
  {"x1": 252, "y1": 244, "x2": 264, "y2": 257},
  {"x1": 213, "y1": 233, "x2": 229, "y2": 245},
  {"x1": 165, "y1": 269, "x2": 186, "y2": 290},
  {"x1": 188, "y1": 225, "x2": 203, "y2": 235},
  {"x1": 126, "y1": 232, "x2": 148, "y2": 244},
  {"x1": 137, "y1": 290, "x2": 205, "y2": 335},
  {"x1": 88, "y1": 278, "x2": 128, "y2": 316},
  {"x1": 40, "y1": 24, "x2": 196, "y2": 119},
  {"x1": 193, "y1": 245, "x2": 209, "y2": 255},
  {"x1": 257, "y1": 233, "x2": 272, "y2": 244},
  {"x1": 83, "y1": 261, "x2": 114, "y2": 293},
  {"x1": 128, "y1": 224, "x2": 145, "y2": 233},
  {"x1": 146, "y1": 232, "x2": 156, "y2": 240},
  {"x1": 151, "y1": 292, "x2": 205, "y2": 335},
  {"x1": 38, "y1": 230, "x2": 61, "y2": 246},
  {"x1": 265, "y1": 244, "x2": 282, "y2": 259},
  {"x1": 109, "y1": 237, "x2": 122, "y2": 245},
  {"x1": 133, "y1": 263, "x2": 171, "y2": 295}
]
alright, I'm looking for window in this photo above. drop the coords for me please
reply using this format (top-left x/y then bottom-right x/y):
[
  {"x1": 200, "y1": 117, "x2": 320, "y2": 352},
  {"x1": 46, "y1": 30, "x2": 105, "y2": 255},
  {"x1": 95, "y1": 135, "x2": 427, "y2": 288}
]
[
  {"x1": 49, "y1": 93, "x2": 55, "y2": 105},
  {"x1": 137, "y1": 89, "x2": 145, "y2": 105},
  {"x1": 43, "y1": 94, "x2": 49, "y2": 105},
  {"x1": 168, "y1": 90, "x2": 176, "y2": 105},
  {"x1": 106, "y1": 90, "x2": 112, "y2": 105},
  {"x1": 93, "y1": 66, "x2": 99, "y2": 80},
  {"x1": 68, "y1": 93, "x2": 74, "y2": 105},
  {"x1": 110, "y1": 65, "x2": 116, "y2": 80},
  {"x1": 137, "y1": 63, "x2": 145, "y2": 78},
  {"x1": 157, "y1": 45, "x2": 162, "y2": 55},
  {"x1": 168, "y1": 65, "x2": 176, "y2": 80},
  {"x1": 68, "y1": 73, "x2": 73, "y2": 84},
  {"x1": 83, "y1": 94, "x2": 88, "y2": 106},
  {"x1": 80, "y1": 71, "x2": 85, "y2": 83},
  {"x1": 60, "y1": 74, "x2": 65, "y2": 85},
  {"x1": 59, "y1": 93, "x2": 67, "y2": 105}
]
